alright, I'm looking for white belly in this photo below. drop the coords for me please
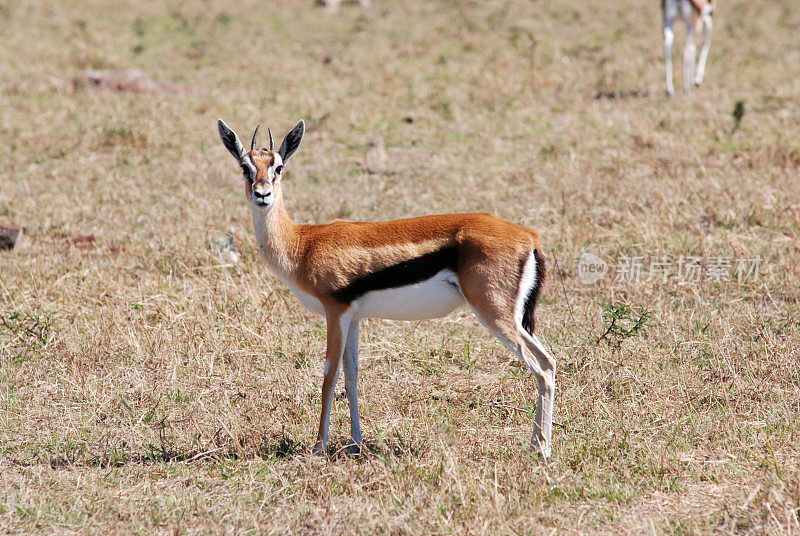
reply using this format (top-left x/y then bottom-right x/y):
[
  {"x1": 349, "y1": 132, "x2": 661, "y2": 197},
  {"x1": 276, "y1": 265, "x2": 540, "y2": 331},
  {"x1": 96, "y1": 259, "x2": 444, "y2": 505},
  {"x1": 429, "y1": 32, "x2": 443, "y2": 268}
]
[{"x1": 352, "y1": 270, "x2": 466, "y2": 321}]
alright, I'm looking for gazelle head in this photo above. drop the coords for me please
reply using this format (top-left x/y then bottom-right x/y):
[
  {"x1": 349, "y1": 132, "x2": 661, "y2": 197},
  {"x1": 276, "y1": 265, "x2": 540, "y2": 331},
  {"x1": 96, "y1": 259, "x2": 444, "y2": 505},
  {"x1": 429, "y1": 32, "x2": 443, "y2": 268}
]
[{"x1": 217, "y1": 119, "x2": 305, "y2": 211}]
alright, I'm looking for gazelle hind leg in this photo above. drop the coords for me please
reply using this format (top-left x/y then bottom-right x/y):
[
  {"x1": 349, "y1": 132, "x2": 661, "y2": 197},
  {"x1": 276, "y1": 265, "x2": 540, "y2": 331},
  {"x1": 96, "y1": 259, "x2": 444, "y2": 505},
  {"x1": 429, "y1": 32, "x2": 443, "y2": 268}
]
[
  {"x1": 467, "y1": 307, "x2": 555, "y2": 458},
  {"x1": 695, "y1": 13, "x2": 713, "y2": 86},
  {"x1": 518, "y1": 329, "x2": 556, "y2": 458},
  {"x1": 683, "y1": 41, "x2": 697, "y2": 92},
  {"x1": 682, "y1": 15, "x2": 697, "y2": 92}
]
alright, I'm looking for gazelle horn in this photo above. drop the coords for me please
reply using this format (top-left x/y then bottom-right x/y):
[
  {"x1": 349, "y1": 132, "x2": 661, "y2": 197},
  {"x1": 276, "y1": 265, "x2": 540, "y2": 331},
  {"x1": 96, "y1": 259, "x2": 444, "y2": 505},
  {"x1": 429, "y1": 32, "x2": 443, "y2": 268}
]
[{"x1": 251, "y1": 124, "x2": 260, "y2": 151}]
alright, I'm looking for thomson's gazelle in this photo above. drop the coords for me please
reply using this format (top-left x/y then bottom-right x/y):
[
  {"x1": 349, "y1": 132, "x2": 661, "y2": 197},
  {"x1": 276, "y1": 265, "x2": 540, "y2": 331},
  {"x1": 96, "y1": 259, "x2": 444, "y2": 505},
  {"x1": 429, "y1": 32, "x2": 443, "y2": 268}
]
[
  {"x1": 663, "y1": 0, "x2": 714, "y2": 96},
  {"x1": 218, "y1": 119, "x2": 557, "y2": 457}
]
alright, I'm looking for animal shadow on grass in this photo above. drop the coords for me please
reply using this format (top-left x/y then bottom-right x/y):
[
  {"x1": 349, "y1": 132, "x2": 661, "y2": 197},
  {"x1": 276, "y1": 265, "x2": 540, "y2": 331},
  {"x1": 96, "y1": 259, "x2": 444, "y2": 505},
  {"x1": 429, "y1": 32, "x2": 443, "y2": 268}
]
[
  {"x1": 41, "y1": 444, "x2": 242, "y2": 469},
  {"x1": 322, "y1": 437, "x2": 418, "y2": 461},
  {"x1": 22, "y1": 431, "x2": 416, "y2": 469},
  {"x1": 258, "y1": 433, "x2": 305, "y2": 459},
  {"x1": 595, "y1": 88, "x2": 650, "y2": 100},
  {"x1": 254, "y1": 430, "x2": 413, "y2": 460},
  {"x1": 33, "y1": 435, "x2": 296, "y2": 469}
]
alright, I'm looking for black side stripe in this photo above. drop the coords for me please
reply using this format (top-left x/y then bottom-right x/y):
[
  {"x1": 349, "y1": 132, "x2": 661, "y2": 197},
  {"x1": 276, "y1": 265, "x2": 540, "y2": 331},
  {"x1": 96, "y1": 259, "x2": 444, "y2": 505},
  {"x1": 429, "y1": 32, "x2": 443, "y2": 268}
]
[
  {"x1": 521, "y1": 249, "x2": 546, "y2": 334},
  {"x1": 330, "y1": 246, "x2": 459, "y2": 303}
]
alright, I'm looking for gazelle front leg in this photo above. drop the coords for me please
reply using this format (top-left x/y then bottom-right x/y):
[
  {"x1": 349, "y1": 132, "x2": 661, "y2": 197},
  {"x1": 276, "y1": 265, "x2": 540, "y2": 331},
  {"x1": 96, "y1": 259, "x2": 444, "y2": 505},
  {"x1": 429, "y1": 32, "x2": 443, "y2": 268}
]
[
  {"x1": 314, "y1": 311, "x2": 350, "y2": 455},
  {"x1": 664, "y1": 24, "x2": 675, "y2": 97},
  {"x1": 342, "y1": 320, "x2": 363, "y2": 451}
]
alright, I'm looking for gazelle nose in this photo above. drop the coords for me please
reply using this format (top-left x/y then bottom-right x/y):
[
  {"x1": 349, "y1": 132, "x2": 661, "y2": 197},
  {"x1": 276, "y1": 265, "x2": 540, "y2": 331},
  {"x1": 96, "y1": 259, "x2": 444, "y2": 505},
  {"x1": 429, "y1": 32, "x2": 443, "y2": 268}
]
[{"x1": 254, "y1": 189, "x2": 271, "y2": 198}]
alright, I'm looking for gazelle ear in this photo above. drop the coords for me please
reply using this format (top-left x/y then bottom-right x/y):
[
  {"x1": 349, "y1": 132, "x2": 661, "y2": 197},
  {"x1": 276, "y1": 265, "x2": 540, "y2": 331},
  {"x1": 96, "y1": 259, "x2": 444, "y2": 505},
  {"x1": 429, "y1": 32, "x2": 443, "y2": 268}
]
[
  {"x1": 217, "y1": 119, "x2": 245, "y2": 162},
  {"x1": 278, "y1": 120, "x2": 305, "y2": 163}
]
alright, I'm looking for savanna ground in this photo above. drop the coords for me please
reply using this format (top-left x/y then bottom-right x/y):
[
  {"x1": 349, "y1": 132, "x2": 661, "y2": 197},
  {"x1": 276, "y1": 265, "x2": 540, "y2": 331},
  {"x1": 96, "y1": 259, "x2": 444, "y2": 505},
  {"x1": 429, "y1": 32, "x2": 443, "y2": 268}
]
[{"x1": 1, "y1": 0, "x2": 799, "y2": 534}]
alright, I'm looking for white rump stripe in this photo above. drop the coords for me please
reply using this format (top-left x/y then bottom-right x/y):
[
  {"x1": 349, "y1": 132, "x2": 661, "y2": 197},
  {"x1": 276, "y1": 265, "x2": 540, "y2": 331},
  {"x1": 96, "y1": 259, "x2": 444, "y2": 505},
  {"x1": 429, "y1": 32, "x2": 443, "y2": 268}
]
[{"x1": 514, "y1": 251, "x2": 538, "y2": 330}]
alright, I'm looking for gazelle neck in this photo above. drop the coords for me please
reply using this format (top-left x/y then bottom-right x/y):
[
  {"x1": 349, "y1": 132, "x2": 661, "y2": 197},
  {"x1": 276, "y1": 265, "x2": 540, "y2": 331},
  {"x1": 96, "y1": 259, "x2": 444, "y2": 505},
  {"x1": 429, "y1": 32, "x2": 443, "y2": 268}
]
[{"x1": 250, "y1": 197, "x2": 300, "y2": 277}]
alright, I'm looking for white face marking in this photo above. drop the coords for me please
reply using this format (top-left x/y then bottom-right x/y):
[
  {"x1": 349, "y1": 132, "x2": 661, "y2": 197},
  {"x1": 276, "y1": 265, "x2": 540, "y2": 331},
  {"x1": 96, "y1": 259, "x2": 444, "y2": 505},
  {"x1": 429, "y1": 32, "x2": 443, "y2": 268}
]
[
  {"x1": 268, "y1": 154, "x2": 284, "y2": 181},
  {"x1": 352, "y1": 269, "x2": 466, "y2": 321},
  {"x1": 243, "y1": 156, "x2": 257, "y2": 181}
]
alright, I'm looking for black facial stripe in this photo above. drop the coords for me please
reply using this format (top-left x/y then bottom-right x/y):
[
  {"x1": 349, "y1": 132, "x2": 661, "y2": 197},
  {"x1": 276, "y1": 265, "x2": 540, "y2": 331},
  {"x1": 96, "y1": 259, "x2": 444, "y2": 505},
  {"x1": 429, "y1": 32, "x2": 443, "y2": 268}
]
[
  {"x1": 520, "y1": 249, "x2": 546, "y2": 334},
  {"x1": 330, "y1": 246, "x2": 459, "y2": 303},
  {"x1": 241, "y1": 157, "x2": 256, "y2": 181}
]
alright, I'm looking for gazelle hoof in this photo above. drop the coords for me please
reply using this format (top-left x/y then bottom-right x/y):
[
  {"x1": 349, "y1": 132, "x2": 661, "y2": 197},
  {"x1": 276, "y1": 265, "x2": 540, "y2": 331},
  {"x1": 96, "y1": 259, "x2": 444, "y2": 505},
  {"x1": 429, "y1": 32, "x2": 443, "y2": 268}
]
[
  {"x1": 529, "y1": 440, "x2": 551, "y2": 459},
  {"x1": 313, "y1": 441, "x2": 326, "y2": 456}
]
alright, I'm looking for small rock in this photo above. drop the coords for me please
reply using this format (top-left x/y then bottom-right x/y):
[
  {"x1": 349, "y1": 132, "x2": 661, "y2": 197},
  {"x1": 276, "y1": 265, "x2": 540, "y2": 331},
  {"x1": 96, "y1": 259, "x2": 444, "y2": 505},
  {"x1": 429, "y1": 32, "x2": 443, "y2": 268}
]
[
  {"x1": 0, "y1": 223, "x2": 22, "y2": 251},
  {"x1": 212, "y1": 227, "x2": 241, "y2": 264},
  {"x1": 72, "y1": 234, "x2": 96, "y2": 250}
]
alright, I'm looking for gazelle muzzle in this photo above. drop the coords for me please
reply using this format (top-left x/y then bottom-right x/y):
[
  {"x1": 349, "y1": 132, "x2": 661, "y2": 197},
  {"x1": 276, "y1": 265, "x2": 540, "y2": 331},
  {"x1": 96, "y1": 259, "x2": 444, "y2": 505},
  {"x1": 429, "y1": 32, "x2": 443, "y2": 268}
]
[{"x1": 252, "y1": 181, "x2": 273, "y2": 205}]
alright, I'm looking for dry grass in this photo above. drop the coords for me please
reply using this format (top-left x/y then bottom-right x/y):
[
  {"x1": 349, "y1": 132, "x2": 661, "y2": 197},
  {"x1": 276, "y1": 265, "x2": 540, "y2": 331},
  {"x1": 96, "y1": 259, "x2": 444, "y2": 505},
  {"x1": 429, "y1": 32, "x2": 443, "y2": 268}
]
[{"x1": 1, "y1": 0, "x2": 799, "y2": 534}]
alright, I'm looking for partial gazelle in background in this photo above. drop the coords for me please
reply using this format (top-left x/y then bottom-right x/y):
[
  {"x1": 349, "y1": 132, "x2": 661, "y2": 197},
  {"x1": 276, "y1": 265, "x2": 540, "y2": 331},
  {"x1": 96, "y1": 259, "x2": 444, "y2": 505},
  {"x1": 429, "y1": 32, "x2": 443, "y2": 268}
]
[
  {"x1": 319, "y1": 0, "x2": 370, "y2": 12},
  {"x1": 217, "y1": 119, "x2": 558, "y2": 458},
  {"x1": 663, "y1": 0, "x2": 714, "y2": 96}
]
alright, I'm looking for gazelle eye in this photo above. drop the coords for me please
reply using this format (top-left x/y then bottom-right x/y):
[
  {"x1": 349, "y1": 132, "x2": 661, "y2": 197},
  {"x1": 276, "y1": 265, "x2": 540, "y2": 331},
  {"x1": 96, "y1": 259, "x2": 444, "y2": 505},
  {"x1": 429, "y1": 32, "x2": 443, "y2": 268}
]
[
  {"x1": 242, "y1": 167, "x2": 253, "y2": 181},
  {"x1": 275, "y1": 165, "x2": 283, "y2": 175}
]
